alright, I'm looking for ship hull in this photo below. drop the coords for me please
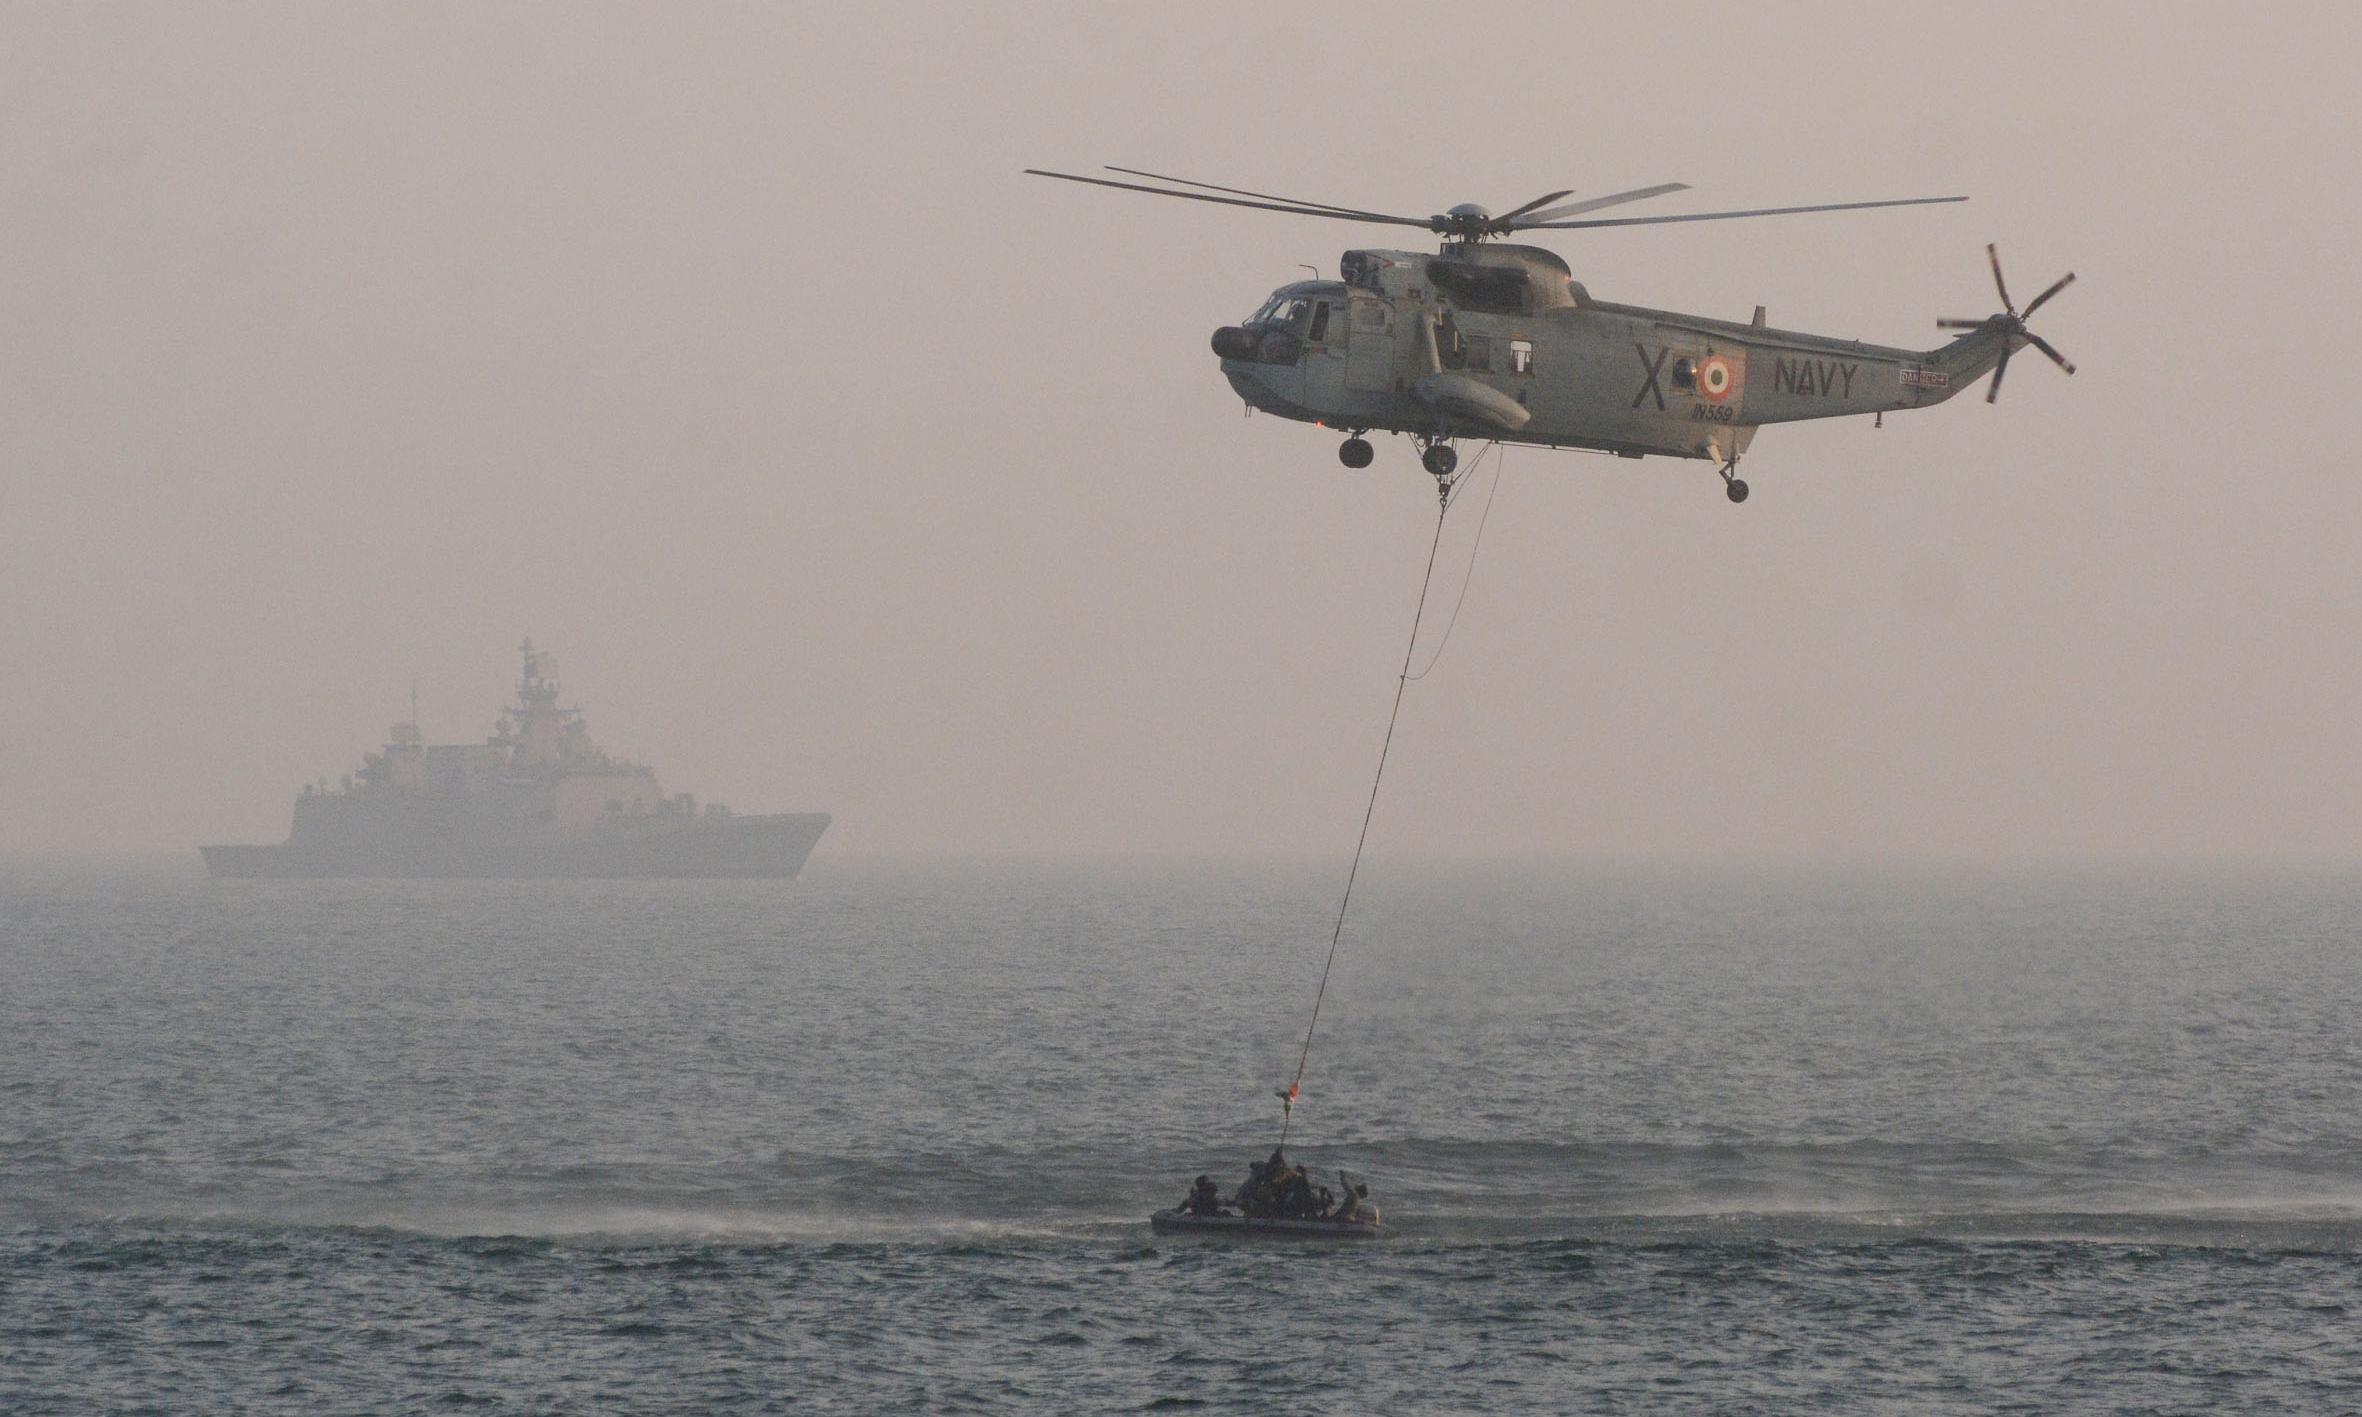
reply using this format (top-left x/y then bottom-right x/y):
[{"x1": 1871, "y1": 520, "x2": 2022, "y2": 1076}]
[{"x1": 201, "y1": 812, "x2": 829, "y2": 880}]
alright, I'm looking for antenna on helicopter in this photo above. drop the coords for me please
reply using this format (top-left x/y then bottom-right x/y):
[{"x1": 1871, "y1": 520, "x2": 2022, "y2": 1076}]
[{"x1": 1023, "y1": 165, "x2": 1965, "y2": 245}]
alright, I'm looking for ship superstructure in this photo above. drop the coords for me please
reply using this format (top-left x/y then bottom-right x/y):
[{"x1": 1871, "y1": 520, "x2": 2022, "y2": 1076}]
[{"x1": 201, "y1": 642, "x2": 828, "y2": 878}]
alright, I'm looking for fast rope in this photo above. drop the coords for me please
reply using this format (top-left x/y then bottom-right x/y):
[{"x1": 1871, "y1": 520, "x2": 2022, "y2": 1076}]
[
  {"x1": 1277, "y1": 452, "x2": 1489, "y2": 1147},
  {"x1": 1407, "y1": 446, "x2": 1506, "y2": 683}
]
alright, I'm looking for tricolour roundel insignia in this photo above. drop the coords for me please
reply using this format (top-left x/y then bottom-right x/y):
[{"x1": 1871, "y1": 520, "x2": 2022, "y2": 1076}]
[{"x1": 1698, "y1": 353, "x2": 1736, "y2": 403}]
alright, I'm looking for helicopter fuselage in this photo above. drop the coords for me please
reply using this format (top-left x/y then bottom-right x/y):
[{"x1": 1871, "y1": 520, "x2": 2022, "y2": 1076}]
[{"x1": 1215, "y1": 242, "x2": 2020, "y2": 470}]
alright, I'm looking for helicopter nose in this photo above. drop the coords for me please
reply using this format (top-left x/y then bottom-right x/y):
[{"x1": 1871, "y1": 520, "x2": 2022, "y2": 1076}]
[{"x1": 1210, "y1": 325, "x2": 1257, "y2": 361}]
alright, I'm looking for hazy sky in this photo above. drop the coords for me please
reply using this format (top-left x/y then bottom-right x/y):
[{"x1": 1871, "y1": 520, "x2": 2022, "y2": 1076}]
[{"x1": 3, "y1": 2, "x2": 2358, "y2": 860}]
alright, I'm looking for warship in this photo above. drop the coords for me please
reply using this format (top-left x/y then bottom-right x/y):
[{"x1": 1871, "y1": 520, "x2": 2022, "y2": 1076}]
[{"x1": 201, "y1": 642, "x2": 829, "y2": 879}]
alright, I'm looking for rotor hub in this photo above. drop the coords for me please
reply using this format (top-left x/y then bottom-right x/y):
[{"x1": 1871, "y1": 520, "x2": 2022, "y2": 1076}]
[{"x1": 1430, "y1": 202, "x2": 1497, "y2": 243}]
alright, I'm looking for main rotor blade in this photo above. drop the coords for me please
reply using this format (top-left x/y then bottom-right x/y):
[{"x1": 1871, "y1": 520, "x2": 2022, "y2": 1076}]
[
  {"x1": 1022, "y1": 169, "x2": 1434, "y2": 229},
  {"x1": 1102, "y1": 165, "x2": 1390, "y2": 218},
  {"x1": 1986, "y1": 348, "x2": 2011, "y2": 404},
  {"x1": 1509, "y1": 183, "x2": 1692, "y2": 225},
  {"x1": 2025, "y1": 332, "x2": 2077, "y2": 375},
  {"x1": 1987, "y1": 243, "x2": 2013, "y2": 314},
  {"x1": 1490, "y1": 188, "x2": 1578, "y2": 223},
  {"x1": 1525, "y1": 194, "x2": 1966, "y2": 231},
  {"x1": 2021, "y1": 271, "x2": 2076, "y2": 318}
]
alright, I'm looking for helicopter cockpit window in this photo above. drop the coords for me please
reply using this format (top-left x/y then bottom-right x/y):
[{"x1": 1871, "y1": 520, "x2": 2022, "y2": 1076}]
[
  {"x1": 1258, "y1": 298, "x2": 1312, "y2": 332},
  {"x1": 1307, "y1": 302, "x2": 1331, "y2": 342}
]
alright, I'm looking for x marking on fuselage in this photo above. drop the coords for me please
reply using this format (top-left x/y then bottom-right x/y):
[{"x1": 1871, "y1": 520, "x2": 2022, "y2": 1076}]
[{"x1": 1632, "y1": 344, "x2": 1668, "y2": 412}]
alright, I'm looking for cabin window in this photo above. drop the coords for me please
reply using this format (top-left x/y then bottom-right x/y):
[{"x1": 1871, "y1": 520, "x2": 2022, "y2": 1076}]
[
  {"x1": 1671, "y1": 355, "x2": 1697, "y2": 392},
  {"x1": 1460, "y1": 335, "x2": 1492, "y2": 372},
  {"x1": 1510, "y1": 340, "x2": 1533, "y2": 376},
  {"x1": 1307, "y1": 301, "x2": 1330, "y2": 342},
  {"x1": 1426, "y1": 260, "x2": 1529, "y2": 315},
  {"x1": 1354, "y1": 299, "x2": 1389, "y2": 330}
]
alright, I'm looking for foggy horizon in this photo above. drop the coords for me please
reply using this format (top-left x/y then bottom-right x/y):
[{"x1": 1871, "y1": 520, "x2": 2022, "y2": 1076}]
[
  {"x1": 6, "y1": 3, "x2": 2359, "y2": 863},
  {"x1": 10, "y1": 10, "x2": 2362, "y2": 1409}
]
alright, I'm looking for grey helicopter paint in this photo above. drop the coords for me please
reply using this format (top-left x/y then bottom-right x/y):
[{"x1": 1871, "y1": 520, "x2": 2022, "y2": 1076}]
[{"x1": 1024, "y1": 168, "x2": 2075, "y2": 502}]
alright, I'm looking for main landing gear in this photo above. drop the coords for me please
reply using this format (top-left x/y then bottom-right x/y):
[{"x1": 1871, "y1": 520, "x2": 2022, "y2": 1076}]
[
  {"x1": 1332, "y1": 429, "x2": 1454, "y2": 479},
  {"x1": 1337, "y1": 431, "x2": 1456, "y2": 480},
  {"x1": 1341, "y1": 429, "x2": 1445, "y2": 479},
  {"x1": 1717, "y1": 459, "x2": 1749, "y2": 504}
]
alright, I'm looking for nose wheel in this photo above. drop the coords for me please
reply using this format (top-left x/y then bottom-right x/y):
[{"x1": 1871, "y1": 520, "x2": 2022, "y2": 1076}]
[
  {"x1": 1717, "y1": 460, "x2": 1749, "y2": 504},
  {"x1": 1338, "y1": 435, "x2": 1374, "y2": 469}
]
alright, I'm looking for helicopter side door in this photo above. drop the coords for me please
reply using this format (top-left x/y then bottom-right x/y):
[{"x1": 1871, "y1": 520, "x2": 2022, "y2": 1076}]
[
  {"x1": 1298, "y1": 296, "x2": 1349, "y2": 412},
  {"x1": 1344, "y1": 296, "x2": 1396, "y2": 396}
]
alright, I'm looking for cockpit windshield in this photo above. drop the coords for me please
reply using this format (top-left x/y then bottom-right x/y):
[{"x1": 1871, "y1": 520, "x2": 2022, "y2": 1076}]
[{"x1": 1249, "y1": 296, "x2": 1310, "y2": 330}]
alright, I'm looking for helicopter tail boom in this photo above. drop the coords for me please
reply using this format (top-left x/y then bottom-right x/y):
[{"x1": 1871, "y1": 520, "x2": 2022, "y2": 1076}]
[{"x1": 1912, "y1": 324, "x2": 2017, "y2": 408}]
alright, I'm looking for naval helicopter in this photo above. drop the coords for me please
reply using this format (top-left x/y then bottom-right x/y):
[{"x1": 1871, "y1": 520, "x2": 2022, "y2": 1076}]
[{"x1": 1024, "y1": 166, "x2": 2075, "y2": 503}]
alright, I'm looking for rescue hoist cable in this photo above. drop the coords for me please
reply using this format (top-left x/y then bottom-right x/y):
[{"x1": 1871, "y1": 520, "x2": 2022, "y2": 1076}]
[{"x1": 1278, "y1": 462, "x2": 1471, "y2": 1148}]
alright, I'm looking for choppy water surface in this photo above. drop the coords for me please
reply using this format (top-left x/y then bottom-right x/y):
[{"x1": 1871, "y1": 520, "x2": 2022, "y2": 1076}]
[{"x1": 6, "y1": 858, "x2": 2362, "y2": 1411}]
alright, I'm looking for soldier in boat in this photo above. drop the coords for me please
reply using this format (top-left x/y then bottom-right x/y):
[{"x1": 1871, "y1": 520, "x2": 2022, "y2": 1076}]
[
  {"x1": 1332, "y1": 1173, "x2": 1375, "y2": 1225},
  {"x1": 1180, "y1": 1174, "x2": 1225, "y2": 1217},
  {"x1": 1230, "y1": 1148, "x2": 1290, "y2": 1218}
]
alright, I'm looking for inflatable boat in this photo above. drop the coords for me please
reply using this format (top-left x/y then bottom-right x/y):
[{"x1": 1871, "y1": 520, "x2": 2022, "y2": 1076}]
[{"x1": 1149, "y1": 1208, "x2": 1387, "y2": 1240}]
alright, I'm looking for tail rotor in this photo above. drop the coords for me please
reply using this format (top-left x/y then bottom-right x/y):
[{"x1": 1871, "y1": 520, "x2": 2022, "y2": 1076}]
[{"x1": 1939, "y1": 243, "x2": 2077, "y2": 403}]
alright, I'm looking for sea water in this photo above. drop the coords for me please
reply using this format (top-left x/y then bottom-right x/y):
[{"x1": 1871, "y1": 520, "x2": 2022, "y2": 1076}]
[{"x1": 5, "y1": 858, "x2": 2360, "y2": 1411}]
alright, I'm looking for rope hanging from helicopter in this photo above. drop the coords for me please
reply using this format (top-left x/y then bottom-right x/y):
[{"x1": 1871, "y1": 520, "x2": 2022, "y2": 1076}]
[
  {"x1": 1407, "y1": 445, "x2": 1507, "y2": 683},
  {"x1": 1277, "y1": 441, "x2": 1504, "y2": 1148}
]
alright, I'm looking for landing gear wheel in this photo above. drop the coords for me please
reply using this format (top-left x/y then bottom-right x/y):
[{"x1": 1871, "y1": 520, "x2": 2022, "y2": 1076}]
[
  {"x1": 1725, "y1": 478, "x2": 1749, "y2": 504},
  {"x1": 1421, "y1": 443, "x2": 1458, "y2": 478},
  {"x1": 1338, "y1": 436, "x2": 1374, "y2": 469}
]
